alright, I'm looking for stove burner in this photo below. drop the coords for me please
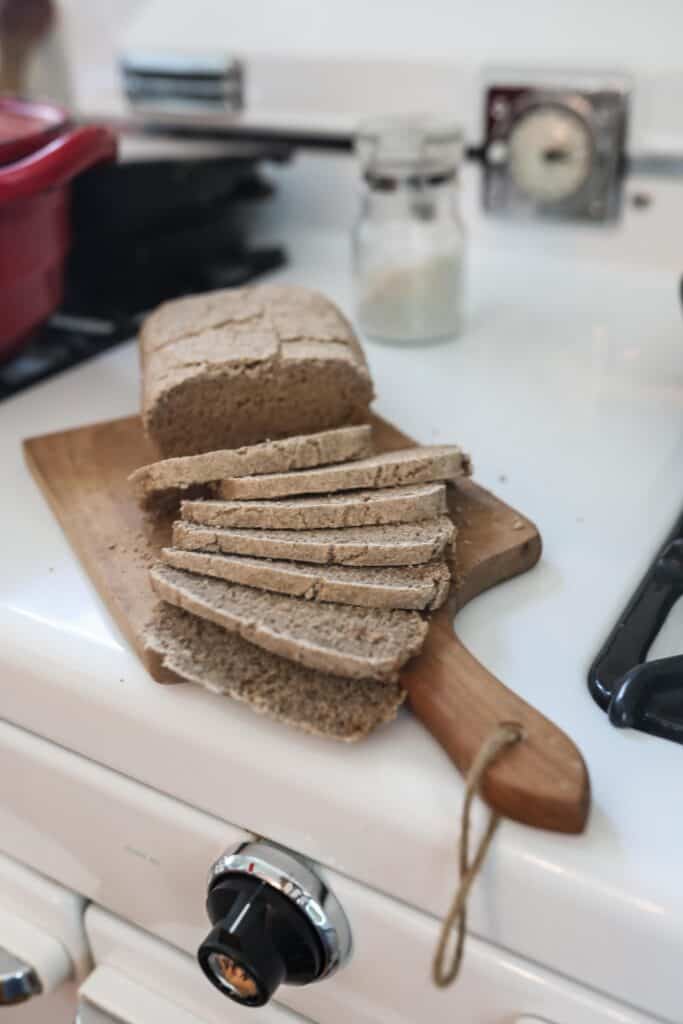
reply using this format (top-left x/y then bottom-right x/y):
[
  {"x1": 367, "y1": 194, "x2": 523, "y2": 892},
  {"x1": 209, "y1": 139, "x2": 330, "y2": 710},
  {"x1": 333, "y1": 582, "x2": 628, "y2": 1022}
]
[{"x1": 589, "y1": 515, "x2": 683, "y2": 743}]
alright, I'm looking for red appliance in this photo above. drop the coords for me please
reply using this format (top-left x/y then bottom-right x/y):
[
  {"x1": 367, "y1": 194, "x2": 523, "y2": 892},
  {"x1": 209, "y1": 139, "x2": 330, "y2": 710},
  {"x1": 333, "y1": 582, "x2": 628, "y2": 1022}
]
[{"x1": 0, "y1": 98, "x2": 117, "y2": 361}]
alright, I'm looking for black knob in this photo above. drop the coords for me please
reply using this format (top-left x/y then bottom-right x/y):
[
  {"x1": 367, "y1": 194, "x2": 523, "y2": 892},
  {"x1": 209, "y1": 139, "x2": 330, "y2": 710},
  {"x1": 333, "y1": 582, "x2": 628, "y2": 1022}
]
[{"x1": 198, "y1": 842, "x2": 351, "y2": 1008}]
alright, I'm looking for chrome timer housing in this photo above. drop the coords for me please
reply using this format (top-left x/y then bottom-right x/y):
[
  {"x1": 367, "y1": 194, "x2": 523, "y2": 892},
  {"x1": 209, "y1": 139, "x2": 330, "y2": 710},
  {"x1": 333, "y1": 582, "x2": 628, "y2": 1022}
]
[
  {"x1": 483, "y1": 73, "x2": 629, "y2": 222},
  {"x1": 198, "y1": 841, "x2": 352, "y2": 1008}
]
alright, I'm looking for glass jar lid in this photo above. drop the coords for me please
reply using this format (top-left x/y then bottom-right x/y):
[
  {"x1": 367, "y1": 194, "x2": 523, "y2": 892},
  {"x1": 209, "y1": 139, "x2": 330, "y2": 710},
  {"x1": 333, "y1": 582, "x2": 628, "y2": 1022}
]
[{"x1": 355, "y1": 114, "x2": 464, "y2": 186}]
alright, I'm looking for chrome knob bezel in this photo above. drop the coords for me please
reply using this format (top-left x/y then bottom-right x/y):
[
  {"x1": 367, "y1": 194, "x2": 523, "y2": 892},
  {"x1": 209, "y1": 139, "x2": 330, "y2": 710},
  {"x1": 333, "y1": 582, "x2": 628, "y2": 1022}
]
[{"x1": 208, "y1": 840, "x2": 352, "y2": 982}]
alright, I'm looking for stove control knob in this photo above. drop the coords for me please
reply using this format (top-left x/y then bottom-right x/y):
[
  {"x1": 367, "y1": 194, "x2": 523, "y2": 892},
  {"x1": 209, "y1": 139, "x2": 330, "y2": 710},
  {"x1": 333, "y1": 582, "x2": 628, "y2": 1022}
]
[
  {"x1": 198, "y1": 840, "x2": 352, "y2": 1008},
  {"x1": 0, "y1": 948, "x2": 42, "y2": 1005}
]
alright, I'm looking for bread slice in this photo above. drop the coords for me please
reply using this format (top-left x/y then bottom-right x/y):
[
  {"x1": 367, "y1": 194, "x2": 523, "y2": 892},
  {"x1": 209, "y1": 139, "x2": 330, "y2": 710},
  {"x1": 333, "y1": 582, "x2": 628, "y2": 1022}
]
[
  {"x1": 145, "y1": 604, "x2": 406, "y2": 742},
  {"x1": 161, "y1": 548, "x2": 452, "y2": 610},
  {"x1": 172, "y1": 516, "x2": 455, "y2": 567},
  {"x1": 141, "y1": 284, "x2": 374, "y2": 457},
  {"x1": 216, "y1": 445, "x2": 471, "y2": 500},
  {"x1": 129, "y1": 425, "x2": 373, "y2": 507},
  {"x1": 149, "y1": 564, "x2": 428, "y2": 681},
  {"x1": 181, "y1": 482, "x2": 447, "y2": 530}
]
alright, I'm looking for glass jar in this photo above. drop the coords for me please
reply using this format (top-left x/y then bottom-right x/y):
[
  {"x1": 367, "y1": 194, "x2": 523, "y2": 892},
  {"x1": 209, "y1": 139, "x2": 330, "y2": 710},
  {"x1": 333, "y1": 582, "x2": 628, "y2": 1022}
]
[{"x1": 352, "y1": 114, "x2": 466, "y2": 344}]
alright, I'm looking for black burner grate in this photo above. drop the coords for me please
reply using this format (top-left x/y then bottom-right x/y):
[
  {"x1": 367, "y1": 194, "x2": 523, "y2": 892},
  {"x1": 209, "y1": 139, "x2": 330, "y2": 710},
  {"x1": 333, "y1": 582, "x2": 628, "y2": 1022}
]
[{"x1": 589, "y1": 514, "x2": 683, "y2": 743}]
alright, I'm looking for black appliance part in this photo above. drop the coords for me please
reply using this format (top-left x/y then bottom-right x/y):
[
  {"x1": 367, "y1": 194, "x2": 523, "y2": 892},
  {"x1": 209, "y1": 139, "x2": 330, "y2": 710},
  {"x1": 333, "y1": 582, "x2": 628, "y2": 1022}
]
[
  {"x1": 198, "y1": 874, "x2": 325, "y2": 1008},
  {"x1": 589, "y1": 516, "x2": 683, "y2": 743},
  {"x1": 0, "y1": 154, "x2": 286, "y2": 398}
]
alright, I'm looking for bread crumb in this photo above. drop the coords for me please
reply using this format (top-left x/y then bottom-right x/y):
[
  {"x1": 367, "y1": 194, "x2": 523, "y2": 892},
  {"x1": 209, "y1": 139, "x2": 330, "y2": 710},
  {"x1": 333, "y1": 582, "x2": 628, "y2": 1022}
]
[{"x1": 512, "y1": 519, "x2": 525, "y2": 530}]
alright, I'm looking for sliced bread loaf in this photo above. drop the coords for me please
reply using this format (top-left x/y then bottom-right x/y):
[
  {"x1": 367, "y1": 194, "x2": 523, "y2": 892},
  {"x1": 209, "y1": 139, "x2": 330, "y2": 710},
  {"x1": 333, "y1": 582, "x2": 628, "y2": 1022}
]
[
  {"x1": 172, "y1": 516, "x2": 455, "y2": 567},
  {"x1": 129, "y1": 425, "x2": 373, "y2": 506},
  {"x1": 181, "y1": 482, "x2": 447, "y2": 530},
  {"x1": 141, "y1": 284, "x2": 374, "y2": 456},
  {"x1": 149, "y1": 564, "x2": 428, "y2": 681},
  {"x1": 146, "y1": 604, "x2": 406, "y2": 742},
  {"x1": 161, "y1": 548, "x2": 452, "y2": 610},
  {"x1": 216, "y1": 445, "x2": 471, "y2": 500}
]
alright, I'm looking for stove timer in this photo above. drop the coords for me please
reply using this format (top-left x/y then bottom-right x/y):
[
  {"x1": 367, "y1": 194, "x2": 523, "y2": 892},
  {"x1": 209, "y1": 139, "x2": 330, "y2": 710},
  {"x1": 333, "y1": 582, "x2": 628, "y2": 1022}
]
[{"x1": 483, "y1": 77, "x2": 629, "y2": 221}]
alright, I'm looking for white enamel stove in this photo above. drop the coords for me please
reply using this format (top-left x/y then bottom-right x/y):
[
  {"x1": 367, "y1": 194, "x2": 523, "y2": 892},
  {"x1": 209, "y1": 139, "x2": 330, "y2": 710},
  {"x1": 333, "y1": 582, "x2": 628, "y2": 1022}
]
[{"x1": 0, "y1": 141, "x2": 682, "y2": 1023}]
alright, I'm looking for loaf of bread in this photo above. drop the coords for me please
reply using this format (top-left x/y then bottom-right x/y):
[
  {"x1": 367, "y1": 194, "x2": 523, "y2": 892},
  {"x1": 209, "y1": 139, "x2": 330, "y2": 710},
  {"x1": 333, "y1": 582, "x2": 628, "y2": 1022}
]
[
  {"x1": 141, "y1": 285, "x2": 375, "y2": 457},
  {"x1": 139, "y1": 425, "x2": 470, "y2": 740}
]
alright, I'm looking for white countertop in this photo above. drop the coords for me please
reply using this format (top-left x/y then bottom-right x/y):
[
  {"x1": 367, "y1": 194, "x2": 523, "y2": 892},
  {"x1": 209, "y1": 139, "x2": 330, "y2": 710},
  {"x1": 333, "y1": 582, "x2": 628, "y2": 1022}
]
[{"x1": 1, "y1": 155, "x2": 683, "y2": 1022}]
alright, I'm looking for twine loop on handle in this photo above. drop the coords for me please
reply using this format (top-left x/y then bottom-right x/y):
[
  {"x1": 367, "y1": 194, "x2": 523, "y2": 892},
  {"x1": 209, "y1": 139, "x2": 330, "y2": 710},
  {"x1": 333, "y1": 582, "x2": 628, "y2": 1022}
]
[{"x1": 433, "y1": 722, "x2": 524, "y2": 988}]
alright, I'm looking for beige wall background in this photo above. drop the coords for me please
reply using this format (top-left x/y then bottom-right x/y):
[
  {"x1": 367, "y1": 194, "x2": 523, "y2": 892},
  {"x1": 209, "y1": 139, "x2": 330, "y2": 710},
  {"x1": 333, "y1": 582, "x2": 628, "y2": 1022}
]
[
  {"x1": 15, "y1": 0, "x2": 683, "y2": 153},
  {"x1": 125, "y1": 0, "x2": 683, "y2": 69},
  {"x1": 24, "y1": 0, "x2": 144, "y2": 107}
]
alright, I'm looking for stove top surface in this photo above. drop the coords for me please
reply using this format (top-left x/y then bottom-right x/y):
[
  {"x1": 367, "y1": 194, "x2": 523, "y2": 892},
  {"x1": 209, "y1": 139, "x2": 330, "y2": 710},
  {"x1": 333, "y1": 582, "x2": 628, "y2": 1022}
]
[{"x1": 1, "y1": 170, "x2": 683, "y2": 1020}]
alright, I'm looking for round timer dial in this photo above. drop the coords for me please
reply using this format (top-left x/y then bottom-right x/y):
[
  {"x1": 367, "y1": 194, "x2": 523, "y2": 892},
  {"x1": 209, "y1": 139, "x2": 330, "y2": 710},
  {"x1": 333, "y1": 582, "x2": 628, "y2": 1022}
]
[{"x1": 507, "y1": 105, "x2": 593, "y2": 203}]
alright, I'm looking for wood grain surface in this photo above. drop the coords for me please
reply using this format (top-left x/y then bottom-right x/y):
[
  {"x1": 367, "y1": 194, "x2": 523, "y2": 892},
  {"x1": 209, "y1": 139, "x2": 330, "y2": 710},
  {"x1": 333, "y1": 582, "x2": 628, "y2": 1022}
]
[{"x1": 24, "y1": 413, "x2": 590, "y2": 833}]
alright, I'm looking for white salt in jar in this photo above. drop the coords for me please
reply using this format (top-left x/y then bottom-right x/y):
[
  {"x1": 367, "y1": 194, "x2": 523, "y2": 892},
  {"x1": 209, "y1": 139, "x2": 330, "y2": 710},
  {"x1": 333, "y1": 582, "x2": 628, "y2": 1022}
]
[{"x1": 353, "y1": 114, "x2": 466, "y2": 344}]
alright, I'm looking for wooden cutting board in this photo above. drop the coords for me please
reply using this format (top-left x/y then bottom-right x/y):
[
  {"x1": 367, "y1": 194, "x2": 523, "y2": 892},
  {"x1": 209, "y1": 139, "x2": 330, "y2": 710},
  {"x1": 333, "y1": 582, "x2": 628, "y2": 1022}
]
[{"x1": 24, "y1": 413, "x2": 589, "y2": 835}]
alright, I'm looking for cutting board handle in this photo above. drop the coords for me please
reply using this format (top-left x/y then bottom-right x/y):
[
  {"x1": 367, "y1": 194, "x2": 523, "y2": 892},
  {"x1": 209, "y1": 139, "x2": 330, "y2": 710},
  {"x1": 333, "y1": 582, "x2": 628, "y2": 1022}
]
[
  {"x1": 405, "y1": 616, "x2": 590, "y2": 833},
  {"x1": 400, "y1": 478, "x2": 590, "y2": 835}
]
